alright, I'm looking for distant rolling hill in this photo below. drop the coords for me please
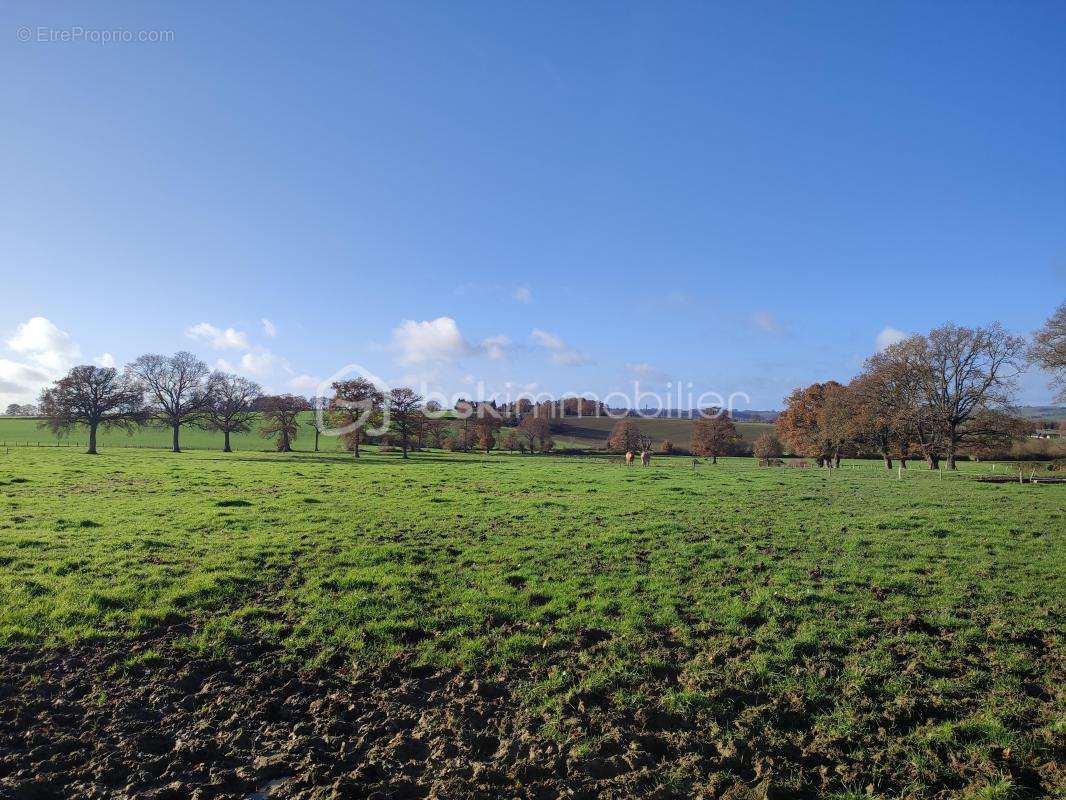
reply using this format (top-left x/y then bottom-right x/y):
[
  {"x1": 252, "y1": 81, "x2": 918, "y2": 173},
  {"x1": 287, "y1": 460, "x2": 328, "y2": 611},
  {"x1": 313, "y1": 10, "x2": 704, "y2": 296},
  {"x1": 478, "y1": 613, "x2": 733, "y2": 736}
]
[
  {"x1": 552, "y1": 416, "x2": 772, "y2": 452},
  {"x1": 1014, "y1": 405, "x2": 1066, "y2": 423}
]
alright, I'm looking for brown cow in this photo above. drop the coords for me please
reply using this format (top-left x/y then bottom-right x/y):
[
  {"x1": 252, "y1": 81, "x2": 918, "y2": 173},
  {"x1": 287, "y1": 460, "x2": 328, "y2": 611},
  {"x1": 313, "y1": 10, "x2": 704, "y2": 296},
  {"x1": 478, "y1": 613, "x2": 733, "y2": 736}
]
[
  {"x1": 640, "y1": 451, "x2": 651, "y2": 467},
  {"x1": 625, "y1": 451, "x2": 634, "y2": 466}
]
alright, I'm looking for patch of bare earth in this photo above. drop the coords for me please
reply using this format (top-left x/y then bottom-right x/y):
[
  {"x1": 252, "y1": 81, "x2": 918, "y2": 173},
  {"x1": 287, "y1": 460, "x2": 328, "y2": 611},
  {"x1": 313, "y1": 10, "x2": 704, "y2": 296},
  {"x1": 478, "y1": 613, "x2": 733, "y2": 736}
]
[{"x1": 0, "y1": 622, "x2": 1060, "y2": 799}]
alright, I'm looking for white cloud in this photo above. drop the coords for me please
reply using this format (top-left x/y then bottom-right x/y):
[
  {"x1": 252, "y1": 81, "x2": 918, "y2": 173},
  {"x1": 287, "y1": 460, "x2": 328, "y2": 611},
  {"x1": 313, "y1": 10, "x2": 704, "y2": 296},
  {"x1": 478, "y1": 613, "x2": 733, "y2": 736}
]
[
  {"x1": 261, "y1": 318, "x2": 278, "y2": 338},
  {"x1": 392, "y1": 317, "x2": 475, "y2": 365},
  {"x1": 6, "y1": 316, "x2": 81, "y2": 372},
  {"x1": 0, "y1": 359, "x2": 52, "y2": 403},
  {"x1": 480, "y1": 334, "x2": 512, "y2": 361},
  {"x1": 625, "y1": 362, "x2": 670, "y2": 382},
  {"x1": 185, "y1": 322, "x2": 250, "y2": 350},
  {"x1": 875, "y1": 326, "x2": 907, "y2": 351},
  {"x1": 94, "y1": 353, "x2": 116, "y2": 368},
  {"x1": 513, "y1": 286, "x2": 532, "y2": 303},
  {"x1": 751, "y1": 311, "x2": 781, "y2": 333},
  {"x1": 240, "y1": 350, "x2": 281, "y2": 376},
  {"x1": 1, "y1": 317, "x2": 82, "y2": 404},
  {"x1": 531, "y1": 328, "x2": 590, "y2": 366},
  {"x1": 288, "y1": 374, "x2": 322, "y2": 394}
]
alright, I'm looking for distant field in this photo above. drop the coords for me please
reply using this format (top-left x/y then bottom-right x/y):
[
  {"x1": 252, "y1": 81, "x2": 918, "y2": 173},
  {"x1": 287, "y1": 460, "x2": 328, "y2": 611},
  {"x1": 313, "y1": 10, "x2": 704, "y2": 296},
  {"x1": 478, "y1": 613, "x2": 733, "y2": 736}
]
[
  {"x1": 0, "y1": 446, "x2": 1061, "y2": 798},
  {"x1": 0, "y1": 414, "x2": 773, "y2": 454},
  {"x1": 553, "y1": 415, "x2": 772, "y2": 450}
]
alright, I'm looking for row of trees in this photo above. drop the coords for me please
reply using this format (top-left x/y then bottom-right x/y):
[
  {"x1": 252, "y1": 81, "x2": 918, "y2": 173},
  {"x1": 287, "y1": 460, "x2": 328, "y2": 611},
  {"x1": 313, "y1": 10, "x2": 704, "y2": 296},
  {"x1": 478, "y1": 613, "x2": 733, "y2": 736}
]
[
  {"x1": 775, "y1": 321, "x2": 1039, "y2": 469},
  {"x1": 28, "y1": 306, "x2": 1065, "y2": 461},
  {"x1": 606, "y1": 413, "x2": 744, "y2": 462},
  {"x1": 598, "y1": 311, "x2": 1064, "y2": 468},
  {"x1": 3, "y1": 403, "x2": 38, "y2": 416},
  {"x1": 35, "y1": 353, "x2": 315, "y2": 455},
  {"x1": 34, "y1": 357, "x2": 558, "y2": 458}
]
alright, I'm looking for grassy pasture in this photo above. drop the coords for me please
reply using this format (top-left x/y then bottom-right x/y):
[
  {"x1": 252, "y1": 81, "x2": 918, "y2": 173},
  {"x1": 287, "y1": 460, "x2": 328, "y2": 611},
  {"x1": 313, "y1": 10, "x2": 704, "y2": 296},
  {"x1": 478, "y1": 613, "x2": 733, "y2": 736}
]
[
  {"x1": 0, "y1": 446, "x2": 1062, "y2": 796},
  {"x1": 0, "y1": 413, "x2": 774, "y2": 453},
  {"x1": 0, "y1": 413, "x2": 347, "y2": 452}
]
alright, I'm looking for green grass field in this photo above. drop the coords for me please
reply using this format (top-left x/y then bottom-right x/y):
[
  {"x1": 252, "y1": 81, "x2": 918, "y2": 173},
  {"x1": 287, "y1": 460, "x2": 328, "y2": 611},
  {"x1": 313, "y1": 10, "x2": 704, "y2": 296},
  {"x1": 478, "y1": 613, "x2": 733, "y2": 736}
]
[
  {"x1": 0, "y1": 446, "x2": 1062, "y2": 797},
  {"x1": 0, "y1": 414, "x2": 773, "y2": 453}
]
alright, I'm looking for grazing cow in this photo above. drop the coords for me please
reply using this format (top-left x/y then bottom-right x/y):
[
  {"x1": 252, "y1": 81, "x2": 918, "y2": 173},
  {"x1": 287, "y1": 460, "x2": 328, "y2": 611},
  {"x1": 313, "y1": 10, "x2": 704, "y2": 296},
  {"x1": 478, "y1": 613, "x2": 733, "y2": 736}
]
[
  {"x1": 625, "y1": 451, "x2": 635, "y2": 466},
  {"x1": 641, "y1": 451, "x2": 651, "y2": 467}
]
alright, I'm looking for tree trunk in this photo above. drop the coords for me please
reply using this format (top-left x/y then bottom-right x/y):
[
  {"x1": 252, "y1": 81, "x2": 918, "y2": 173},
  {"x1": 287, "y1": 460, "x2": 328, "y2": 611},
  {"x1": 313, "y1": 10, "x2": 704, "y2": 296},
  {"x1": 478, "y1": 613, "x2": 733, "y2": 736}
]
[
  {"x1": 926, "y1": 453, "x2": 939, "y2": 469},
  {"x1": 87, "y1": 422, "x2": 98, "y2": 455},
  {"x1": 402, "y1": 442, "x2": 408, "y2": 459},
  {"x1": 314, "y1": 430, "x2": 320, "y2": 452},
  {"x1": 172, "y1": 424, "x2": 181, "y2": 453},
  {"x1": 833, "y1": 454, "x2": 842, "y2": 468},
  {"x1": 223, "y1": 430, "x2": 231, "y2": 453},
  {"x1": 882, "y1": 453, "x2": 893, "y2": 469},
  {"x1": 946, "y1": 424, "x2": 958, "y2": 470},
  {"x1": 711, "y1": 454, "x2": 717, "y2": 464},
  {"x1": 353, "y1": 433, "x2": 360, "y2": 458},
  {"x1": 899, "y1": 456, "x2": 908, "y2": 469}
]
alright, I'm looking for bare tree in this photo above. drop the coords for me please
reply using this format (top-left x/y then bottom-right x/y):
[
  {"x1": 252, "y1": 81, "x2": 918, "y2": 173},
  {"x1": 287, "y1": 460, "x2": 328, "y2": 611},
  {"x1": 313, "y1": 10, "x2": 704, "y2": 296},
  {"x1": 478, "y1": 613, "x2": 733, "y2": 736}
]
[
  {"x1": 1030, "y1": 303, "x2": 1066, "y2": 402},
  {"x1": 259, "y1": 394, "x2": 308, "y2": 452},
  {"x1": 410, "y1": 409, "x2": 427, "y2": 451},
  {"x1": 330, "y1": 378, "x2": 383, "y2": 458},
  {"x1": 502, "y1": 429, "x2": 519, "y2": 451},
  {"x1": 518, "y1": 414, "x2": 550, "y2": 453},
  {"x1": 923, "y1": 324, "x2": 1026, "y2": 469},
  {"x1": 475, "y1": 406, "x2": 503, "y2": 453},
  {"x1": 38, "y1": 366, "x2": 147, "y2": 454},
  {"x1": 127, "y1": 352, "x2": 217, "y2": 453},
  {"x1": 425, "y1": 416, "x2": 449, "y2": 449},
  {"x1": 305, "y1": 396, "x2": 327, "y2": 452},
  {"x1": 385, "y1": 387, "x2": 423, "y2": 459},
  {"x1": 204, "y1": 373, "x2": 261, "y2": 452},
  {"x1": 861, "y1": 325, "x2": 1027, "y2": 469}
]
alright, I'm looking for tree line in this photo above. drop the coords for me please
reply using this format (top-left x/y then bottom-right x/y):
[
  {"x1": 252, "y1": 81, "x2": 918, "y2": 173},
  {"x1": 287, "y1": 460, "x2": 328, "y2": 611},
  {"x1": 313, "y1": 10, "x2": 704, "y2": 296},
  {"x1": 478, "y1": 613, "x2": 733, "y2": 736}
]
[
  {"x1": 32, "y1": 354, "x2": 561, "y2": 457},
  {"x1": 771, "y1": 318, "x2": 1060, "y2": 469},
  {"x1": 4, "y1": 403, "x2": 38, "y2": 417},
  {"x1": 28, "y1": 307, "x2": 1065, "y2": 460},
  {"x1": 600, "y1": 313, "x2": 1064, "y2": 468}
]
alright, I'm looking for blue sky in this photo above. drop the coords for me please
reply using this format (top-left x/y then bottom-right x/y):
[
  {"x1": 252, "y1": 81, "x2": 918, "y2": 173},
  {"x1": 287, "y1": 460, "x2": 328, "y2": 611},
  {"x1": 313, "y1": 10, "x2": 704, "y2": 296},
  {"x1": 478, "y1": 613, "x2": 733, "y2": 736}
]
[{"x1": 2, "y1": 1, "x2": 1064, "y2": 409}]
